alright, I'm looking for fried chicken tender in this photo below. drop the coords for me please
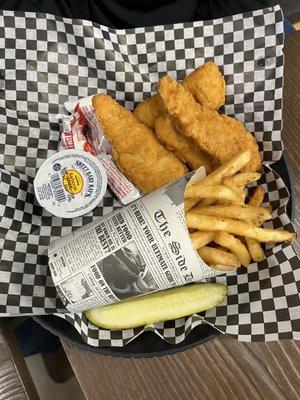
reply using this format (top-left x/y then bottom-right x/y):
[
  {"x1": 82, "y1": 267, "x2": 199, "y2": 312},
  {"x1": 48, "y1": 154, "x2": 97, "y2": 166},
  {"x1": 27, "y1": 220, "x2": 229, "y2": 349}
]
[
  {"x1": 92, "y1": 94, "x2": 188, "y2": 193},
  {"x1": 183, "y1": 61, "x2": 225, "y2": 111},
  {"x1": 155, "y1": 114, "x2": 217, "y2": 173},
  {"x1": 133, "y1": 94, "x2": 165, "y2": 129},
  {"x1": 134, "y1": 62, "x2": 225, "y2": 128},
  {"x1": 158, "y1": 76, "x2": 261, "y2": 172}
]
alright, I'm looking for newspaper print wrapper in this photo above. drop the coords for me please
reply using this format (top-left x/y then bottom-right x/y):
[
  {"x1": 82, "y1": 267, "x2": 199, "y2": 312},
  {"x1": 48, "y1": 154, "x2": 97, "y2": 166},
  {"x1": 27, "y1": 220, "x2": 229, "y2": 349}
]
[
  {"x1": 0, "y1": 6, "x2": 299, "y2": 345},
  {"x1": 48, "y1": 168, "x2": 214, "y2": 313}
]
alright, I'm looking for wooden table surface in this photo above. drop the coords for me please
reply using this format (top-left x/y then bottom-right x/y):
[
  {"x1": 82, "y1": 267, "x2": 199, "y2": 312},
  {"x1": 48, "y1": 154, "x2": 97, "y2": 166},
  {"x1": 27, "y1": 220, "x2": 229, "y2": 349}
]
[
  {"x1": 61, "y1": 30, "x2": 300, "y2": 400},
  {"x1": 0, "y1": 319, "x2": 39, "y2": 400}
]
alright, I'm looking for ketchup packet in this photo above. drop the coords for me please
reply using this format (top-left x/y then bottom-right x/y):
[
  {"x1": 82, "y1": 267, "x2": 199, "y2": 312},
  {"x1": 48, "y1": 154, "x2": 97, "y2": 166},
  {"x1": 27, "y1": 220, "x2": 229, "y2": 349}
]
[{"x1": 59, "y1": 97, "x2": 141, "y2": 205}]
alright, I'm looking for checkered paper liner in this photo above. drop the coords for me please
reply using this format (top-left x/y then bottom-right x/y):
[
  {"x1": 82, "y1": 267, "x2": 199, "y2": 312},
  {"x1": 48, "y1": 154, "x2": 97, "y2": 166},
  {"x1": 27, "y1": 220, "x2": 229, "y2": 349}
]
[{"x1": 0, "y1": 6, "x2": 299, "y2": 345}]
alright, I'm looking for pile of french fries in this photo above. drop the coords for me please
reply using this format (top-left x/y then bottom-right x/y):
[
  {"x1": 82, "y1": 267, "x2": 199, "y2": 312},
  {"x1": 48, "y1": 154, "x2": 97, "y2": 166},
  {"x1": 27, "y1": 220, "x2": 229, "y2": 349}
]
[{"x1": 185, "y1": 150, "x2": 296, "y2": 271}]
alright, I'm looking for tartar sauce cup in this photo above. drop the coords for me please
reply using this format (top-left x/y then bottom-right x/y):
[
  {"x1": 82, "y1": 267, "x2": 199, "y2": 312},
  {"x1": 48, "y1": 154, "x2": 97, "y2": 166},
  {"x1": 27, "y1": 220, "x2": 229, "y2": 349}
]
[{"x1": 34, "y1": 149, "x2": 107, "y2": 218}]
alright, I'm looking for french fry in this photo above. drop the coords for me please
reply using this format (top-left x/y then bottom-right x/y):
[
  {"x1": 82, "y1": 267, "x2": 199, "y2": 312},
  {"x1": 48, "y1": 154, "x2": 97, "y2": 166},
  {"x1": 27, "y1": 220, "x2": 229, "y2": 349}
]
[
  {"x1": 195, "y1": 150, "x2": 251, "y2": 186},
  {"x1": 186, "y1": 213, "x2": 296, "y2": 243},
  {"x1": 248, "y1": 186, "x2": 264, "y2": 206},
  {"x1": 221, "y1": 177, "x2": 245, "y2": 206},
  {"x1": 188, "y1": 150, "x2": 251, "y2": 207},
  {"x1": 222, "y1": 172, "x2": 261, "y2": 188},
  {"x1": 241, "y1": 188, "x2": 247, "y2": 203},
  {"x1": 252, "y1": 214, "x2": 271, "y2": 227},
  {"x1": 190, "y1": 231, "x2": 214, "y2": 249},
  {"x1": 185, "y1": 198, "x2": 218, "y2": 212},
  {"x1": 250, "y1": 205, "x2": 273, "y2": 227},
  {"x1": 209, "y1": 264, "x2": 238, "y2": 272},
  {"x1": 192, "y1": 204, "x2": 272, "y2": 223},
  {"x1": 245, "y1": 186, "x2": 266, "y2": 262},
  {"x1": 185, "y1": 185, "x2": 241, "y2": 201},
  {"x1": 245, "y1": 238, "x2": 265, "y2": 262},
  {"x1": 196, "y1": 198, "x2": 216, "y2": 207},
  {"x1": 185, "y1": 198, "x2": 199, "y2": 212},
  {"x1": 213, "y1": 232, "x2": 251, "y2": 266},
  {"x1": 197, "y1": 246, "x2": 240, "y2": 267}
]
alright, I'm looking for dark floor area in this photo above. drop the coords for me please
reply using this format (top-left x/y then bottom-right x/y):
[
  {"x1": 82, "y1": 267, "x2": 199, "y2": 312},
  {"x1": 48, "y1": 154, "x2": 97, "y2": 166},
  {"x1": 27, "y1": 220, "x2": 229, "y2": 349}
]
[{"x1": 277, "y1": 0, "x2": 300, "y2": 22}]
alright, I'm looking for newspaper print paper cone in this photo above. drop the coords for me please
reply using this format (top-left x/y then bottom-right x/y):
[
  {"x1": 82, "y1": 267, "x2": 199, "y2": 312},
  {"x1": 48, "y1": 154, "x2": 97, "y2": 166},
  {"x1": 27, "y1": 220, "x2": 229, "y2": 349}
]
[{"x1": 48, "y1": 169, "x2": 213, "y2": 313}]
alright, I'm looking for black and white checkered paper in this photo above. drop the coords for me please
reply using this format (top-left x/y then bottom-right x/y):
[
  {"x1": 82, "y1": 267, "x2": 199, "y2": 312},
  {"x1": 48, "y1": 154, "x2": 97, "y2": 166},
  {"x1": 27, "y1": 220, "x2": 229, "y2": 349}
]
[{"x1": 0, "y1": 6, "x2": 299, "y2": 345}]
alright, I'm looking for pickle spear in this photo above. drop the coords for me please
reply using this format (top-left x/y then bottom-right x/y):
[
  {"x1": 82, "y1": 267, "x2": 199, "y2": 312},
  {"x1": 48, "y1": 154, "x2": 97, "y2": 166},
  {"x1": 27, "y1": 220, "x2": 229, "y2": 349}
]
[{"x1": 85, "y1": 283, "x2": 226, "y2": 330}]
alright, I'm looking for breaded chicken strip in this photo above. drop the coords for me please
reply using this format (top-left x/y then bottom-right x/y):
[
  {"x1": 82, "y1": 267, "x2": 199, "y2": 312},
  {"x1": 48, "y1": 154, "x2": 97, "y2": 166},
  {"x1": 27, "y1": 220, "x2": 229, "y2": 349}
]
[
  {"x1": 134, "y1": 62, "x2": 225, "y2": 128},
  {"x1": 183, "y1": 61, "x2": 225, "y2": 111},
  {"x1": 155, "y1": 114, "x2": 218, "y2": 173},
  {"x1": 158, "y1": 76, "x2": 261, "y2": 172},
  {"x1": 133, "y1": 94, "x2": 165, "y2": 129},
  {"x1": 92, "y1": 94, "x2": 188, "y2": 193}
]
